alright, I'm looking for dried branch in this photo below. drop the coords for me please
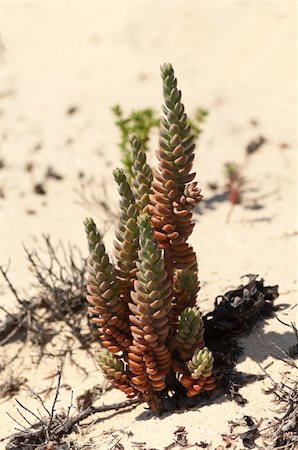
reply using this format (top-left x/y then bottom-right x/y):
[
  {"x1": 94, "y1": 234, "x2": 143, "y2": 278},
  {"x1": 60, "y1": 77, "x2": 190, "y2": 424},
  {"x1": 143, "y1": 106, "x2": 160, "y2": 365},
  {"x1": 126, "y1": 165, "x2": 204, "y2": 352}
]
[
  {"x1": 46, "y1": 368, "x2": 62, "y2": 440},
  {"x1": 0, "y1": 263, "x2": 24, "y2": 307},
  {"x1": 0, "y1": 264, "x2": 42, "y2": 345},
  {"x1": 258, "y1": 363, "x2": 298, "y2": 449},
  {"x1": 5, "y1": 389, "x2": 139, "y2": 450},
  {"x1": 0, "y1": 237, "x2": 96, "y2": 371}
]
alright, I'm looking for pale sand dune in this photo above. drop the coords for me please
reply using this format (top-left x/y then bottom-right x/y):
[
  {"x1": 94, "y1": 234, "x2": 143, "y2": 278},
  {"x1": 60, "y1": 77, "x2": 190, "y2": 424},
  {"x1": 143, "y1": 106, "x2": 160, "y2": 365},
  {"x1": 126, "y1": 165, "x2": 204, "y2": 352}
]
[{"x1": 0, "y1": 1, "x2": 296, "y2": 449}]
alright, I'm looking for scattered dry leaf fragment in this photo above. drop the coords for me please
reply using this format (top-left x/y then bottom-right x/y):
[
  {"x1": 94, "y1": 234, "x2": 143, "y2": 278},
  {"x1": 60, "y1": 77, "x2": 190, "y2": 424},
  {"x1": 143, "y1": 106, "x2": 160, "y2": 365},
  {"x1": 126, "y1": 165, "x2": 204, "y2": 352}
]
[
  {"x1": 221, "y1": 434, "x2": 234, "y2": 448},
  {"x1": 25, "y1": 161, "x2": 34, "y2": 172},
  {"x1": 246, "y1": 135, "x2": 266, "y2": 155},
  {"x1": 45, "y1": 166, "x2": 64, "y2": 181},
  {"x1": 173, "y1": 426, "x2": 188, "y2": 447},
  {"x1": 34, "y1": 182, "x2": 46, "y2": 195},
  {"x1": 66, "y1": 105, "x2": 79, "y2": 115}
]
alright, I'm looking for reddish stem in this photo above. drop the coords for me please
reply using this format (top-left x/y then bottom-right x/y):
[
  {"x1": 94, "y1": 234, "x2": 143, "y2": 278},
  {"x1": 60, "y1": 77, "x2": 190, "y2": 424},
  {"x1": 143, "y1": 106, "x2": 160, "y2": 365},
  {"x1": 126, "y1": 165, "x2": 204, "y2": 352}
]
[{"x1": 164, "y1": 247, "x2": 173, "y2": 284}]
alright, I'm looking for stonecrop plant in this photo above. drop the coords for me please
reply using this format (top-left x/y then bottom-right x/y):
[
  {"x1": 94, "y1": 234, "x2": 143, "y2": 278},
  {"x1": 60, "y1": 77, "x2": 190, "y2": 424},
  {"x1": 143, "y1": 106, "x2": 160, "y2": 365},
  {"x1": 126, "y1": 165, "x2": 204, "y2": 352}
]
[{"x1": 84, "y1": 63, "x2": 215, "y2": 413}]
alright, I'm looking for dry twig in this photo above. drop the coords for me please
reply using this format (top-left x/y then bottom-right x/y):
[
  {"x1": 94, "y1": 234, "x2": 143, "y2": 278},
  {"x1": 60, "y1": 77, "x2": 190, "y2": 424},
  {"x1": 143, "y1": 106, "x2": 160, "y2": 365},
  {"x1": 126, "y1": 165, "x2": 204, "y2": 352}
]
[
  {"x1": 0, "y1": 237, "x2": 96, "y2": 353},
  {"x1": 4, "y1": 370, "x2": 139, "y2": 450}
]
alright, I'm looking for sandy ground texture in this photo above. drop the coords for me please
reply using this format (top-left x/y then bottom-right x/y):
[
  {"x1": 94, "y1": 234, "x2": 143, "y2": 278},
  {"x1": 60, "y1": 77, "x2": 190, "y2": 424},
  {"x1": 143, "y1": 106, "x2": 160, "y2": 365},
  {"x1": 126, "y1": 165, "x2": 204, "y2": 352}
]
[{"x1": 0, "y1": 1, "x2": 297, "y2": 449}]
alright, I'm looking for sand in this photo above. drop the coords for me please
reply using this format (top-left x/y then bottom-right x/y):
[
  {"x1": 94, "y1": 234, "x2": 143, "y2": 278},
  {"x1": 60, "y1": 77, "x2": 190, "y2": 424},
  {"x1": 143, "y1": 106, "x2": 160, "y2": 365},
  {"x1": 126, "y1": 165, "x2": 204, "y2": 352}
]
[{"x1": 0, "y1": 1, "x2": 297, "y2": 449}]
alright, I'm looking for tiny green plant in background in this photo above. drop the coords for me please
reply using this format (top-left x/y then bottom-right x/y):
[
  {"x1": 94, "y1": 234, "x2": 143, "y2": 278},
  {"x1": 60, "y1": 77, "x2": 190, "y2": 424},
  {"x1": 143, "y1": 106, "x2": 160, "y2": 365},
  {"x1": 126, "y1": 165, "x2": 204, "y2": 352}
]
[
  {"x1": 189, "y1": 107, "x2": 208, "y2": 138},
  {"x1": 112, "y1": 104, "x2": 208, "y2": 180},
  {"x1": 111, "y1": 105, "x2": 159, "y2": 180}
]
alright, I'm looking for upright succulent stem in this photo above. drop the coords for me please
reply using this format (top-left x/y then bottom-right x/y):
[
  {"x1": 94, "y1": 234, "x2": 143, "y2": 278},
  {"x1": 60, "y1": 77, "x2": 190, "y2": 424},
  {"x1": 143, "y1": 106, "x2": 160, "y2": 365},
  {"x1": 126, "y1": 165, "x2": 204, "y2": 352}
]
[
  {"x1": 149, "y1": 63, "x2": 203, "y2": 348},
  {"x1": 84, "y1": 218, "x2": 131, "y2": 353},
  {"x1": 130, "y1": 133, "x2": 153, "y2": 213},
  {"x1": 172, "y1": 264, "x2": 200, "y2": 328},
  {"x1": 113, "y1": 168, "x2": 139, "y2": 303},
  {"x1": 128, "y1": 214, "x2": 172, "y2": 396},
  {"x1": 173, "y1": 306, "x2": 204, "y2": 361},
  {"x1": 150, "y1": 63, "x2": 202, "y2": 272}
]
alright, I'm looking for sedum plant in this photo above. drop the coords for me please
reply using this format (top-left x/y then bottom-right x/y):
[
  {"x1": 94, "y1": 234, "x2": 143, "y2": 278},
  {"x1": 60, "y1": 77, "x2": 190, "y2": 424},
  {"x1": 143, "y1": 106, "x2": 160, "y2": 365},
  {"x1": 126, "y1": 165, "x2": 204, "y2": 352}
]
[{"x1": 84, "y1": 63, "x2": 215, "y2": 413}]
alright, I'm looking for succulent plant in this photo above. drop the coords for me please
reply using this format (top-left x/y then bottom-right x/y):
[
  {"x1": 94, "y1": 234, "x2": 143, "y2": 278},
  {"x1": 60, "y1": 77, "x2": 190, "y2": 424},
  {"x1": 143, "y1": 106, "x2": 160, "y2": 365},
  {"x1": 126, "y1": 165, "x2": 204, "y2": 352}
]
[
  {"x1": 180, "y1": 347, "x2": 215, "y2": 397},
  {"x1": 174, "y1": 306, "x2": 205, "y2": 361},
  {"x1": 187, "y1": 346, "x2": 214, "y2": 379},
  {"x1": 84, "y1": 63, "x2": 215, "y2": 412}
]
